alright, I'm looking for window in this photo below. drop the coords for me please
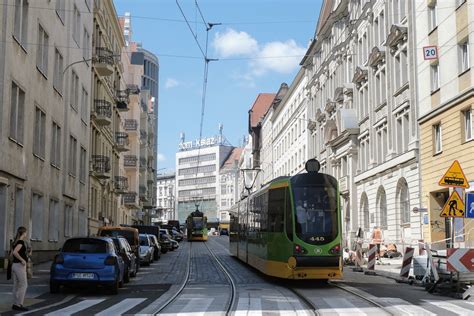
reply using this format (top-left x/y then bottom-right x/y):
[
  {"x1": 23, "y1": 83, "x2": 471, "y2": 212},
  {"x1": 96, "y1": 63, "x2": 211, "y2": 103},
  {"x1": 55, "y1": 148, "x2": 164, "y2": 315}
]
[
  {"x1": 81, "y1": 86, "x2": 88, "y2": 123},
  {"x1": 64, "y1": 204, "x2": 73, "y2": 237},
  {"x1": 69, "y1": 136, "x2": 77, "y2": 176},
  {"x1": 83, "y1": 28, "x2": 90, "y2": 61},
  {"x1": 10, "y1": 82, "x2": 25, "y2": 144},
  {"x1": 51, "y1": 122, "x2": 61, "y2": 168},
  {"x1": 433, "y1": 123, "x2": 442, "y2": 154},
  {"x1": 396, "y1": 109, "x2": 410, "y2": 154},
  {"x1": 430, "y1": 63, "x2": 439, "y2": 92},
  {"x1": 428, "y1": 5, "x2": 437, "y2": 31},
  {"x1": 36, "y1": 24, "x2": 49, "y2": 75},
  {"x1": 377, "y1": 186, "x2": 387, "y2": 230},
  {"x1": 70, "y1": 70, "x2": 79, "y2": 111},
  {"x1": 33, "y1": 107, "x2": 46, "y2": 159},
  {"x1": 31, "y1": 193, "x2": 44, "y2": 240},
  {"x1": 72, "y1": 5, "x2": 81, "y2": 45},
  {"x1": 459, "y1": 41, "x2": 469, "y2": 73},
  {"x1": 78, "y1": 208, "x2": 87, "y2": 236},
  {"x1": 54, "y1": 49, "x2": 64, "y2": 94},
  {"x1": 55, "y1": 0, "x2": 65, "y2": 22},
  {"x1": 463, "y1": 109, "x2": 472, "y2": 141},
  {"x1": 398, "y1": 179, "x2": 410, "y2": 225},
  {"x1": 13, "y1": 0, "x2": 28, "y2": 47},
  {"x1": 14, "y1": 187, "x2": 24, "y2": 231},
  {"x1": 48, "y1": 199, "x2": 59, "y2": 241},
  {"x1": 80, "y1": 146, "x2": 87, "y2": 183}
]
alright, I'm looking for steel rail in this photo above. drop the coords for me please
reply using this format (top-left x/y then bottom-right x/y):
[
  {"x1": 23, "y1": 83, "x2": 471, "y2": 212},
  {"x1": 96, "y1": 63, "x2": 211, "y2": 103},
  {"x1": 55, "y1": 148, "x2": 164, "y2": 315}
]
[
  {"x1": 287, "y1": 287, "x2": 320, "y2": 316},
  {"x1": 204, "y1": 240, "x2": 237, "y2": 316},
  {"x1": 154, "y1": 241, "x2": 192, "y2": 314}
]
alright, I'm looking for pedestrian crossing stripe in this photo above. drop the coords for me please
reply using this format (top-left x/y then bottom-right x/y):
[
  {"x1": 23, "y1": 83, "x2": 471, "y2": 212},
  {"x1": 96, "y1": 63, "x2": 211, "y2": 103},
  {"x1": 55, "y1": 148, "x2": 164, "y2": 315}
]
[{"x1": 440, "y1": 191, "x2": 465, "y2": 218}]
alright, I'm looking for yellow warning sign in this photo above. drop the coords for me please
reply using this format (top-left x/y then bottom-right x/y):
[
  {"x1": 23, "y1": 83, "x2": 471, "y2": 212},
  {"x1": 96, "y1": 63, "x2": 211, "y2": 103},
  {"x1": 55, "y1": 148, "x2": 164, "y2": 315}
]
[
  {"x1": 440, "y1": 191, "x2": 465, "y2": 218},
  {"x1": 438, "y1": 160, "x2": 469, "y2": 188}
]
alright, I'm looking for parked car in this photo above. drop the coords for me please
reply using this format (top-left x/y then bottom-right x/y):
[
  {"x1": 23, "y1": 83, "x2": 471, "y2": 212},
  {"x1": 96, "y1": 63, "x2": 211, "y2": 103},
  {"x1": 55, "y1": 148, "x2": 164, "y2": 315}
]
[
  {"x1": 220, "y1": 228, "x2": 229, "y2": 236},
  {"x1": 131, "y1": 225, "x2": 168, "y2": 254},
  {"x1": 98, "y1": 226, "x2": 140, "y2": 272},
  {"x1": 170, "y1": 238, "x2": 179, "y2": 250},
  {"x1": 50, "y1": 237, "x2": 125, "y2": 294},
  {"x1": 160, "y1": 229, "x2": 176, "y2": 251},
  {"x1": 110, "y1": 236, "x2": 138, "y2": 282},
  {"x1": 139, "y1": 234, "x2": 154, "y2": 265},
  {"x1": 159, "y1": 235, "x2": 172, "y2": 253},
  {"x1": 170, "y1": 228, "x2": 184, "y2": 242},
  {"x1": 149, "y1": 234, "x2": 161, "y2": 260}
]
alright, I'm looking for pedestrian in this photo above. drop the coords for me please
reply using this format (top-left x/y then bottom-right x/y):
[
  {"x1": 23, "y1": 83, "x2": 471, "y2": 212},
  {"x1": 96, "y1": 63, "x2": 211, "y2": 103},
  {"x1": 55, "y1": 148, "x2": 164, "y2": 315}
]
[
  {"x1": 11, "y1": 226, "x2": 29, "y2": 312},
  {"x1": 370, "y1": 226, "x2": 383, "y2": 260}
]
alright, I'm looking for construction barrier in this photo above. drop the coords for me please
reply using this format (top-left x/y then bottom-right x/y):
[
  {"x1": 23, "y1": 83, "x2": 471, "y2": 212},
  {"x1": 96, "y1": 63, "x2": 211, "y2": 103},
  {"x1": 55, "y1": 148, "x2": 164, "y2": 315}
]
[
  {"x1": 399, "y1": 247, "x2": 414, "y2": 278},
  {"x1": 364, "y1": 243, "x2": 376, "y2": 275},
  {"x1": 353, "y1": 240, "x2": 364, "y2": 272}
]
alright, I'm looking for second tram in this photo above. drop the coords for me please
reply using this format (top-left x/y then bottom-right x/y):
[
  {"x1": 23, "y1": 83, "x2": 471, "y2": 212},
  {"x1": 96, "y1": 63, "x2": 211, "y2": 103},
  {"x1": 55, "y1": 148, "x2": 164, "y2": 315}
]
[{"x1": 186, "y1": 208, "x2": 208, "y2": 241}]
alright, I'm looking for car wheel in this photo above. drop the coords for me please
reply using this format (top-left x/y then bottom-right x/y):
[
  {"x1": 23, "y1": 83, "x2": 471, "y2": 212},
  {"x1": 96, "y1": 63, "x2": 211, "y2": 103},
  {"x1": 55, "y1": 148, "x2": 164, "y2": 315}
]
[
  {"x1": 131, "y1": 265, "x2": 137, "y2": 277},
  {"x1": 154, "y1": 250, "x2": 159, "y2": 261},
  {"x1": 50, "y1": 281, "x2": 60, "y2": 294},
  {"x1": 119, "y1": 272, "x2": 124, "y2": 288},
  {"x1": 124, "y1": 267, "x2": 130, "y2": 283},
  {"x1": 161, "y1": 249, "x2": 168, "y2": 254},
  {"x1": 110, "y1": 280, "x2": 119, "y2": 295}
]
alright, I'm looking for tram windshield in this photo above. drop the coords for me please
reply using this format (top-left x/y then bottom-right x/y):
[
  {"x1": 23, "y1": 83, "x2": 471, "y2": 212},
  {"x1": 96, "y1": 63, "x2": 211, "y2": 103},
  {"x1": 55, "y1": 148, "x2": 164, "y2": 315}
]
[
  {"x1": 292, "y1": 185, "x2": 338, "y2": 244},
  {"x1": 192, "y1": 217, "x2": 204, "y2": 229}
]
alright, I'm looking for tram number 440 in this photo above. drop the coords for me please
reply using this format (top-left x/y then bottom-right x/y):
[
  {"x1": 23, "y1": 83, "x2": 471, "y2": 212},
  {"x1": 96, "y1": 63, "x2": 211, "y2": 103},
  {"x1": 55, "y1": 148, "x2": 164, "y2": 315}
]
[
  {"x1": 423, "y1": 46, "x2": 438, "y2": 60},
  {"x1": 309, "y1": 236, "x2": 325, "y2": 242}
]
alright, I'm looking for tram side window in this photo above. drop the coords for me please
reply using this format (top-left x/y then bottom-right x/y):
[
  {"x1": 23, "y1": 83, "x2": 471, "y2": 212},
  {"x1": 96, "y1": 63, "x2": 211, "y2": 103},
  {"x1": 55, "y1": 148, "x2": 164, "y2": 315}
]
[
  {"x1": 261, "y1": 192, "x2": 268, "y2": 232},
  {"x1": 268, "y1": 188, "x2": 285, "y2": 232},
  {"x1": 285, "y1": 188, "x2": 293, "y2": 241}
]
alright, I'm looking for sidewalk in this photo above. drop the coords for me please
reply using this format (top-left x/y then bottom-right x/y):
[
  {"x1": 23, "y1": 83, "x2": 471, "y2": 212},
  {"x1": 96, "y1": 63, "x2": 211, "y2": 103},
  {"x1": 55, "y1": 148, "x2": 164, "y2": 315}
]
[
  {"x1": 0, "y1": 261, "x2": 52, "y2": 313},
  {"x1": 346, "y1": 257, "x2": 408, "y2": 281}
]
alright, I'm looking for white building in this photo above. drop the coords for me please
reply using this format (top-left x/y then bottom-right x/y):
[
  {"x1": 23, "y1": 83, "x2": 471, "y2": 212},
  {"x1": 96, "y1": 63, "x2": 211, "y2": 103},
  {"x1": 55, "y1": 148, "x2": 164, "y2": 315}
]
[
  {"x1": 302, "y1": 0, "x2": 420, "y2": 246},
  {"x1": 175, "y1": 134, "x2": 234, "y2": 224},
  {"x1": 219, "y1": 148, "x2": 242, "y2": 223},
  {"x1": 156, "y1": 173, "x2": 176, "y2": 221}
]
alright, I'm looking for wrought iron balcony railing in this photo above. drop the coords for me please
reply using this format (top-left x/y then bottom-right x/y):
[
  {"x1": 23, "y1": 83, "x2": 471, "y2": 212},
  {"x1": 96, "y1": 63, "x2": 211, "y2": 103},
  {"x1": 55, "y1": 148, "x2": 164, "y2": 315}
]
[
  {"x1": 91, "y1": 155, "x2": 111, "y2": 178},
  {"x1": 124, "y1": 119, "x2": 138, "y2": 131},
  {"x1": 124, "y1": 155, "x2": 137, "y2": 167}
]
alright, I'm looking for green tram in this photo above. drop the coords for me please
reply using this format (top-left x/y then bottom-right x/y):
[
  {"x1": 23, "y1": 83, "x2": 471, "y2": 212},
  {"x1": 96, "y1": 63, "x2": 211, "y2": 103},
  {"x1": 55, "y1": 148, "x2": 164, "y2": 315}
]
[
  {"x1": 186, "y1": 208, "x2": 208, "y2": 241},
  {"x1": 229, "y1": 159, "x2": 342, "y2": 280}
]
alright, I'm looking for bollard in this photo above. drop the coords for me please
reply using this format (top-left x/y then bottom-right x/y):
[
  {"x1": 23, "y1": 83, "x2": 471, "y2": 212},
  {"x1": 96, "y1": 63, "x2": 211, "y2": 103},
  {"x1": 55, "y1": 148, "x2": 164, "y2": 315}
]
[
  {"x1": 364, "y1": 244, "x2": 376, "y2": 275},
  {"x1": 352, "y1": 240, "x2": 364, "y2": 272},
  {"x1": 399, "y1": 247, "x2": 414, "y2": 279}
]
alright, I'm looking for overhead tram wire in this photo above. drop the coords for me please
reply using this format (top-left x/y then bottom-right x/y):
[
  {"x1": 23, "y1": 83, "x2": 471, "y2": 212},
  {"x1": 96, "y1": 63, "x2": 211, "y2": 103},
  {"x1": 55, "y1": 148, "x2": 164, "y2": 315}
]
[{"x1": 176, "y1": 0, "x2": 220, "y2": 211}]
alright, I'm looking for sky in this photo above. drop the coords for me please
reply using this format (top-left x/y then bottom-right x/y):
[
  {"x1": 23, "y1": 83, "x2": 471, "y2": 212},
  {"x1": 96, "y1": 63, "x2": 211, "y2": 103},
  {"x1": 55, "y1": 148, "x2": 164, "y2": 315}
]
[{"x1": 113, "y1": 0, "x2": 323, "y2": 172}]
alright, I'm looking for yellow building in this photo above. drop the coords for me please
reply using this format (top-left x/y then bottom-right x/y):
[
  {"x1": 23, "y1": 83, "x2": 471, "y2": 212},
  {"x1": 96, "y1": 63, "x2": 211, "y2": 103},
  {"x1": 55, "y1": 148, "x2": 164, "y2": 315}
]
[{"x1": 416, "y1": 1, "x2": 474, "y2": 248}]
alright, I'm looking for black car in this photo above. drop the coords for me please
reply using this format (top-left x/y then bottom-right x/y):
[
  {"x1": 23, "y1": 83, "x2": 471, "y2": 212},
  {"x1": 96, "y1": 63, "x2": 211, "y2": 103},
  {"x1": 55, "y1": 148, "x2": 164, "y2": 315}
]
[
  {"x1": 220, "y1": 228, "x2": 229, "y2": 236},
  {"x1": 149, "y1": 234, "x2": 161, "y2": 260},
  {"x1": 111, "y1": 236, "x2": 138, "y2": 283},
  {"x1": 159, "y1": 233, "x2": 173, "y2": 252}
]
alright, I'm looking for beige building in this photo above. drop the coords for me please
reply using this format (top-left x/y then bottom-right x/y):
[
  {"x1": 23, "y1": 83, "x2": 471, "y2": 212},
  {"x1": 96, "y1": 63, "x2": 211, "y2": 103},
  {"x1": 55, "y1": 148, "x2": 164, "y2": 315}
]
[
  {"x1": 416, "y1": 0, "x2": 474, "y2": 247},
  {"x1": 0, "y1": 0, "x2": 92, "y2": 262},
  {"x1": 88, "y1": 0, "x2": 128, "y2": 234}
]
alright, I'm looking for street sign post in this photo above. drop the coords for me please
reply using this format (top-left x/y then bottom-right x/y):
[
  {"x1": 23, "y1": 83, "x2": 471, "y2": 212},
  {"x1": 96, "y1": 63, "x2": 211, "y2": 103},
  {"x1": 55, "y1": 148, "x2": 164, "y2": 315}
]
[
  {"x1": 466, "y1": 192, "x2": 474, "y2": 219},
  {"x1": 447, "y1": 248, "x2": 474, "y2": 273},
  {"x1": 440, "y1": 191, "x2": 465, "y2": 218},
  {"x1": 438, "y1": 160, "x2": 469, "y2": 188}
]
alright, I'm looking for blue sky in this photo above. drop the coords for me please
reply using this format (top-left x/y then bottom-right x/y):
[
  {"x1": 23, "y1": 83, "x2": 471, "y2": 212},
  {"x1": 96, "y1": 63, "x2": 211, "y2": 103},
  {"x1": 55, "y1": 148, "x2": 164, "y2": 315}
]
[{"x1": 113, "y1": 0, "x2": 323, "y2": 172}]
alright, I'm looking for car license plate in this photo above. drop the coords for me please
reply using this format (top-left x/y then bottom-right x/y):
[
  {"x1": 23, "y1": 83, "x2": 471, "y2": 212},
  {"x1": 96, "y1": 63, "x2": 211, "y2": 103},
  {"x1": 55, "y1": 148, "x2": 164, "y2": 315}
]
[{"x1": 72, "y1": 273, "x2": 94, "y2": 279}]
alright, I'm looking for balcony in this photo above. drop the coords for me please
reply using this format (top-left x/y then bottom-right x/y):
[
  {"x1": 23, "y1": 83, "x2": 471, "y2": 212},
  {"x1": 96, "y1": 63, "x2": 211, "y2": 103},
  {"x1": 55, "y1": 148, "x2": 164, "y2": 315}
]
[
  {"x1": 116, "y1": 90, "x2": 129, "y2": 112},
  {"x1": 139, "y1": 185, "x2": 148, "y2": 201},
  {"x1": 92, "y1": 99, "x2": 112, "y2": 126},
  {"x1": 124, "y1": 119, "x2": 138, "y2": 131},
  {"x1": 114, "y1": 176, "x2": 128, "y2": 194},
  {"x1": 147, "y1": 171, "x2": 154, "y2": 183},
  {"x1": 139, "y1": 157, "x2": 147, "y2": 170},
  {"x1": 115, "y1": 132, "x2": 129, "y2": 152},
  {"x1": 91, "y1": 155, "x2": 111, "y2": 179},
  {"x1": 124, "y1": 155, "x2": 137, "y2": 168},
  {"x1": 123, "y1": 192, "x2": 138, "y2": 208},
  {"x1": 140, "y1": 129, "x2": 147, "y2": 143},
  {"x1": 126, "y1": 84, "x2": 140, "y2": 95},
  {"x1": 93, "y1": 47, "x2": 114, "y2": 76}
]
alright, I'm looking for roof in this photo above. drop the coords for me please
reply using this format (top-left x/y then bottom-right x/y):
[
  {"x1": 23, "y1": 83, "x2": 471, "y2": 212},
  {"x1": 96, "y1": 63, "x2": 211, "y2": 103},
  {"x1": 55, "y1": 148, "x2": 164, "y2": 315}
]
[
  {"x1": 223, "y1": 148, "x2": 243, "y2": 167},
  {"x1": 249, "y1": 93, "x2": 276, "y2": 128},
  {"x1": 315, "y1": 0, "x2": 334, "y2": 37}
]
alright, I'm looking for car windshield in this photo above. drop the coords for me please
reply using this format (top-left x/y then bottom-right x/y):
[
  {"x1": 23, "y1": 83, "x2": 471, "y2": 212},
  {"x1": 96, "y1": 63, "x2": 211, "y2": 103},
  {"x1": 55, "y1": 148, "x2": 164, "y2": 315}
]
[
  {"x1": 62, "y1": 239, "x2": 108, "y2": 253},
  {"x1": 139, "y1": 236, "x2": 149, "y2": 246},
  {"x1": 99, "y1": 229, "x2": 135, "y2": 246}
]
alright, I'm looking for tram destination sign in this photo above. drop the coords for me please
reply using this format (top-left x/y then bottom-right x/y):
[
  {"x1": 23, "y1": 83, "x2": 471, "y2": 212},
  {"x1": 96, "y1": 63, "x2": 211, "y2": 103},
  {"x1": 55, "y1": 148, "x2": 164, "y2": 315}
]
[{"x1": 178, "y1": 136, "x2": 224, "y2": 151}]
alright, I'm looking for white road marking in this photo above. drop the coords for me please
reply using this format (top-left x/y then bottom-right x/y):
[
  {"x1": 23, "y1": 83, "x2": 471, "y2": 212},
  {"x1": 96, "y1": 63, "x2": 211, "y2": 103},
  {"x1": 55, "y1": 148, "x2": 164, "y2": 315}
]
[
  {"x1": 44, "y1": 299, "x2": 105, "y2": 316},
  {"x1": 95, "y1": 298, "x2": 146, "y2": 316},
  {"x1": 423, "y1": 300, "x2": 474, "y2": 315},
  {"x1": 235, "y1": 297, "x2": 262, "y2": 316},
  {"x1": 321, "y1": 297, "x2": 367, "y2": 315},
  {"x1": 377, "y1": 298, "x2": 436, "y2": 316}
]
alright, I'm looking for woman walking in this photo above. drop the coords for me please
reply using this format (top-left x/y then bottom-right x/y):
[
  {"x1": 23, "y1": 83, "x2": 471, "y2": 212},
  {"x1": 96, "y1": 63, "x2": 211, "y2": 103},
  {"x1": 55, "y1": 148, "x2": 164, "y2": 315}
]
[{"x1": 11, "y1": 226, "x2": 29, "y2": 311}]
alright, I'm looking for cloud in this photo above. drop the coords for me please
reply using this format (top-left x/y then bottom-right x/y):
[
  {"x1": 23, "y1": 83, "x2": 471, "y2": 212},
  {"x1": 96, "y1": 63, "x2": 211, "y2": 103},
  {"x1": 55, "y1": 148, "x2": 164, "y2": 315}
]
[
  {"x1": 165, "y1": 78, "x2": 179, "y2": 89},
  {"x1": 157, "y1": 153, "x2": 166, "y2": 162},
  {"x1": 212, "y1": 28, "x2": 305, "y2": 80},
  {"x1": 213, "y1": 29, "x2": 258, "y2": 58}
]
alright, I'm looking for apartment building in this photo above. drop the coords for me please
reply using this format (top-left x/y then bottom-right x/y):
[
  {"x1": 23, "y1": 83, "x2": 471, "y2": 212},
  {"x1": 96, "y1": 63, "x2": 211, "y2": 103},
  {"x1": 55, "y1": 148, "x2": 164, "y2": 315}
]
[
  {"x1": 300, "y1": 0, "x2": 420, "y2": 247},
  {"x1": 88, "y1": 0, "x2": 127, "y2": 234},
  {"x1": 0, "y1": 0, "x2": 92, "y2": 262},
  {"x1": 156, "y1": 173, "x2": 176, "y2": 221},
  {"x1": 416, "y1": 0, "x2": 474, "y2": 247},
  {"x1": 219, "y1": 148, "x2": 243, "y2": 223}
]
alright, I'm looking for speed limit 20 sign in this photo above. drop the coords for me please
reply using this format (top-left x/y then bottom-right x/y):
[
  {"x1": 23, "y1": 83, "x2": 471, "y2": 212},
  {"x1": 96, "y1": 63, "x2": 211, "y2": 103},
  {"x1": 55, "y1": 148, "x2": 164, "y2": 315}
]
[{"x1": 423, "y1": 46, "x2": 438, "y2": 60}]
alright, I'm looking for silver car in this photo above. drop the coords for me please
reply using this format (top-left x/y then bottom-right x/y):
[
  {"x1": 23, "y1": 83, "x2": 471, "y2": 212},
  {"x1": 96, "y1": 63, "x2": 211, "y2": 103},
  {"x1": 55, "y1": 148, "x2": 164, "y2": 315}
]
[{"x1": 139, "y1": 234, "x2": 154, "y2": 266}]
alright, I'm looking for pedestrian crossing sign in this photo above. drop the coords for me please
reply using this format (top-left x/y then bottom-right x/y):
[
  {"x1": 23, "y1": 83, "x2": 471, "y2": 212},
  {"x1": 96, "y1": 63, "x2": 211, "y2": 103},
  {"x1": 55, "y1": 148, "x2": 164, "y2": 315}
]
[
  {"x1": 438, "y1": 160, "x2": 469, "y2": 188},
  {"x1": 440, "y1": 191, "x2": 465, "y2": 218}
]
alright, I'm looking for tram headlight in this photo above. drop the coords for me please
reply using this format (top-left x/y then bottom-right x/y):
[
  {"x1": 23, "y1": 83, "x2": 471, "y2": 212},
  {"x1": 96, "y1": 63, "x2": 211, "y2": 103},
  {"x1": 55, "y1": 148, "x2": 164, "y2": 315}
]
[{"x1": 329, "y1": 244, "x2": 341, "y2": 255}]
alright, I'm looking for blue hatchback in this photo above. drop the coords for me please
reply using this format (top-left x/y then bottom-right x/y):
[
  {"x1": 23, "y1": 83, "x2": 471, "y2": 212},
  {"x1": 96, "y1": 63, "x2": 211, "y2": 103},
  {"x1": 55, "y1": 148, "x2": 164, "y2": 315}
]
[{"x1": 50, "y1": 237, "x2": 125, "y2": 294}]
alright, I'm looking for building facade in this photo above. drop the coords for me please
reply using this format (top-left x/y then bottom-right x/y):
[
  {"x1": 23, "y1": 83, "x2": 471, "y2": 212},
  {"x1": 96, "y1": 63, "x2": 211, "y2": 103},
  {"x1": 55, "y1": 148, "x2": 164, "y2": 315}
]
[
  {"x1": 219, "y1": 148, "x2": 242, "y2": 224},
  {"x1": 156, "y1": 173, "x2": 176, "y2": 221},
  {"x1": 0, "y1": 0, "x2": 93, "y2": 262},
  {"x1": 416, "y1": 0, "x2": 474, "y2": 247},
  {"x1": 175, "y1": 135, "x2": 233, "y2": 224}
]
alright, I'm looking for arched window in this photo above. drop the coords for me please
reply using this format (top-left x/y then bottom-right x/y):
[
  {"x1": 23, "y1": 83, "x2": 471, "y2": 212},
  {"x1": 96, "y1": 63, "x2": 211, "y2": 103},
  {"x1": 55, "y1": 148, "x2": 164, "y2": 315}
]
[
  {"x1": 376, "y1": 186, "x2": 387, "y2": 229},
  {"x1": 397, "y1": 178, "x2": 410, "y2": 225},
  {"x1": 360, "y1": 192, "x2": 369, "y2": 230}
]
